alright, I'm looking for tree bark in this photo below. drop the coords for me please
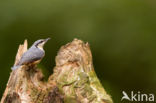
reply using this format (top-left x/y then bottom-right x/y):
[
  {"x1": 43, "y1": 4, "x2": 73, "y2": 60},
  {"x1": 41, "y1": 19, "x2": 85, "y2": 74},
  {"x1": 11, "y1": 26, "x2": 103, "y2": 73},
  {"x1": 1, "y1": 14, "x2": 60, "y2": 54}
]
[{"x1": 1, "y1": 39, "x2": 113, "y2": 103}]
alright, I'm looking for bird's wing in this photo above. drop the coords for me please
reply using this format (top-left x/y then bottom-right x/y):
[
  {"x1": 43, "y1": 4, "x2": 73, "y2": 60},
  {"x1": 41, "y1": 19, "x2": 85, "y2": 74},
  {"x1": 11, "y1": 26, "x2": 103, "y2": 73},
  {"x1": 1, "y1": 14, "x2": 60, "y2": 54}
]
[{"x1": 18, "y1": 47, "x2": 44, "y2": 65}]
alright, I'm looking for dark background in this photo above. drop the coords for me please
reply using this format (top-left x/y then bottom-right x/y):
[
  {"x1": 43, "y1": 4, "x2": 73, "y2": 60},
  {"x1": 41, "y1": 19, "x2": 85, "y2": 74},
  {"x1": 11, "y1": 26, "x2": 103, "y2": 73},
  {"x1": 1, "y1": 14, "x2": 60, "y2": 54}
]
[{"x1": 0, "y1": 0, "x2": 156, "y2": 102}]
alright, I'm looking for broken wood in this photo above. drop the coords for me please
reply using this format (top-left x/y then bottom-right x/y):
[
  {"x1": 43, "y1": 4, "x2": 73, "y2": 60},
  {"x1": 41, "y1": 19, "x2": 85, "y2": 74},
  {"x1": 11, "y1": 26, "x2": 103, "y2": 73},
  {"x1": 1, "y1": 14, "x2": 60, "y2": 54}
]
[{"x1": 1, "y1": 39, "x2": 113, "y2": 103}]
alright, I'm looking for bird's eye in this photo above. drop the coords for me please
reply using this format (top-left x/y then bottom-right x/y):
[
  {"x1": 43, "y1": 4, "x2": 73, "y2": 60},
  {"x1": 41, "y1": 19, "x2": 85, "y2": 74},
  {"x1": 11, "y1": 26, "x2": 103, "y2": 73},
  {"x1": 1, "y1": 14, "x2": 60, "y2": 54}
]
[{"x1": 40, "y1": 41, "x2": 44, "y2": 43}]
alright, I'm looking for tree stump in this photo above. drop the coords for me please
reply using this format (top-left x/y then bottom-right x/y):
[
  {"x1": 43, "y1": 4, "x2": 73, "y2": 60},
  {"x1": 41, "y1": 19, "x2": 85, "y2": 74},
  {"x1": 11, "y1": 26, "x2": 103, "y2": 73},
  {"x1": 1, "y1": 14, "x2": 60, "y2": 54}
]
[{"x1": 1, "y1": 39, "x2": 113, "y2": 103}]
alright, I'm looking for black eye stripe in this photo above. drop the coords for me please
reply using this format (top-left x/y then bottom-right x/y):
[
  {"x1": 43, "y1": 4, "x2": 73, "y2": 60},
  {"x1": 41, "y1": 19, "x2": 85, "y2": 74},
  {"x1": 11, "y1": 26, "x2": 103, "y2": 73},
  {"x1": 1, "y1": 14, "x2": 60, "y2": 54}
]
[
  {"x1": 39, "y1": 41, "x2": 43, "y2": 44},
  {"x1": 38, "y1": 40, "x2": 44, "y2": 44},
  {"x1": 35, "y1": 40, "x2": 44, "y2": 47}
]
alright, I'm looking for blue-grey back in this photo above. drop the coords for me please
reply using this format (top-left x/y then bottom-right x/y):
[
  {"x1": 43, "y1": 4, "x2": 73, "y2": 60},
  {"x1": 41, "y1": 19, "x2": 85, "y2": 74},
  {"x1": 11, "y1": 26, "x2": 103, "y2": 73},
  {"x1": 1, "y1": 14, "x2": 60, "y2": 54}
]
[{"x1": 18, "y1": 46, "x2": 45, "y2": 65}]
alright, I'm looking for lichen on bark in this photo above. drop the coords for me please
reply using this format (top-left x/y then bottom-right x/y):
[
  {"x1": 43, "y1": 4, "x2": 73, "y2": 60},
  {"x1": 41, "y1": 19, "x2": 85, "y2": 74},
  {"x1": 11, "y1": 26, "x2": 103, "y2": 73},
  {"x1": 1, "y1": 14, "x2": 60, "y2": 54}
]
[{"x1": 51, "y1": 39, "x2": 113, "y2": 103}]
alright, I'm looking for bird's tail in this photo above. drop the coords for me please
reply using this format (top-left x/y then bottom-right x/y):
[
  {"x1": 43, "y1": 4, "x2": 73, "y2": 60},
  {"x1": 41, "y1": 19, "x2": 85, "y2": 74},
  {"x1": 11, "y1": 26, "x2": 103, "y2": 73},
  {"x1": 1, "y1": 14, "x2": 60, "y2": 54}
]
[{"x1": 11, "y1": 65, "x2": 21, "y2": 70}]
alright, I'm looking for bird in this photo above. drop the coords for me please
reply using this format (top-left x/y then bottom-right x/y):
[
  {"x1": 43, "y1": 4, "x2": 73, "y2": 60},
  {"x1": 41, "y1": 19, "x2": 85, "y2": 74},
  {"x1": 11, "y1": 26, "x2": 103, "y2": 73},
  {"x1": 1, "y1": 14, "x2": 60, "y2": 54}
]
[{"x1": 11, "y1": 38, "x2": 50, "y2": 70}]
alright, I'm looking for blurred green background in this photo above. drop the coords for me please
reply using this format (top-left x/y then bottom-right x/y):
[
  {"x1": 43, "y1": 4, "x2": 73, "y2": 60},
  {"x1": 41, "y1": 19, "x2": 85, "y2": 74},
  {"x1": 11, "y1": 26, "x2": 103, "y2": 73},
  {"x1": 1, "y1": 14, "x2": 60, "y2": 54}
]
[{"x1": 0, "y1": 0, "x2": 156, "y2": 102}]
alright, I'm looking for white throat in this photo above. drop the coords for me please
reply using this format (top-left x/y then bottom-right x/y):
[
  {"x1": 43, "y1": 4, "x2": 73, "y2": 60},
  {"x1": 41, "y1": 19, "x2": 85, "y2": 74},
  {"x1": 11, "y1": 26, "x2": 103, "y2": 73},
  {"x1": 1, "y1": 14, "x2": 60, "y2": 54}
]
[{"x1": 37, "y1": 42, "x2": 45, "y2": 50}]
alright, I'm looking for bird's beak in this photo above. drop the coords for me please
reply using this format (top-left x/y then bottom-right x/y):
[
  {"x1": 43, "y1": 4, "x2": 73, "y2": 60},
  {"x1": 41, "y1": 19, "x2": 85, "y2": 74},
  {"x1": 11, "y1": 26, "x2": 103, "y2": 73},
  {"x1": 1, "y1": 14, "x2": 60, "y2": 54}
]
[{"x1": 44, "y1": 38, "x2": 51, "y2": 43}]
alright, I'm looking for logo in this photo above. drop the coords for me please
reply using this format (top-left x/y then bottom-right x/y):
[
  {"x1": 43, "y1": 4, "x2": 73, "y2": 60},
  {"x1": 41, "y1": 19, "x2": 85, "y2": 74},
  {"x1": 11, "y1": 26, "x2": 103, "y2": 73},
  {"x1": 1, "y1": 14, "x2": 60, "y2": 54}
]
[{"x1": 121, "y1": 91, "x2": 155, "y2": 102}]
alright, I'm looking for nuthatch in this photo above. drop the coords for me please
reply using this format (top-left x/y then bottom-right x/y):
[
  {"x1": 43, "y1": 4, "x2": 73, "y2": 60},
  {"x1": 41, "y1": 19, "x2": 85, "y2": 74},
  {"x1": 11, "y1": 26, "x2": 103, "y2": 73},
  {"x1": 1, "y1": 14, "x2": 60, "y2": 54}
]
[{"x1": 11, "y1": 38, "x2": 50, "y2": 70}]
